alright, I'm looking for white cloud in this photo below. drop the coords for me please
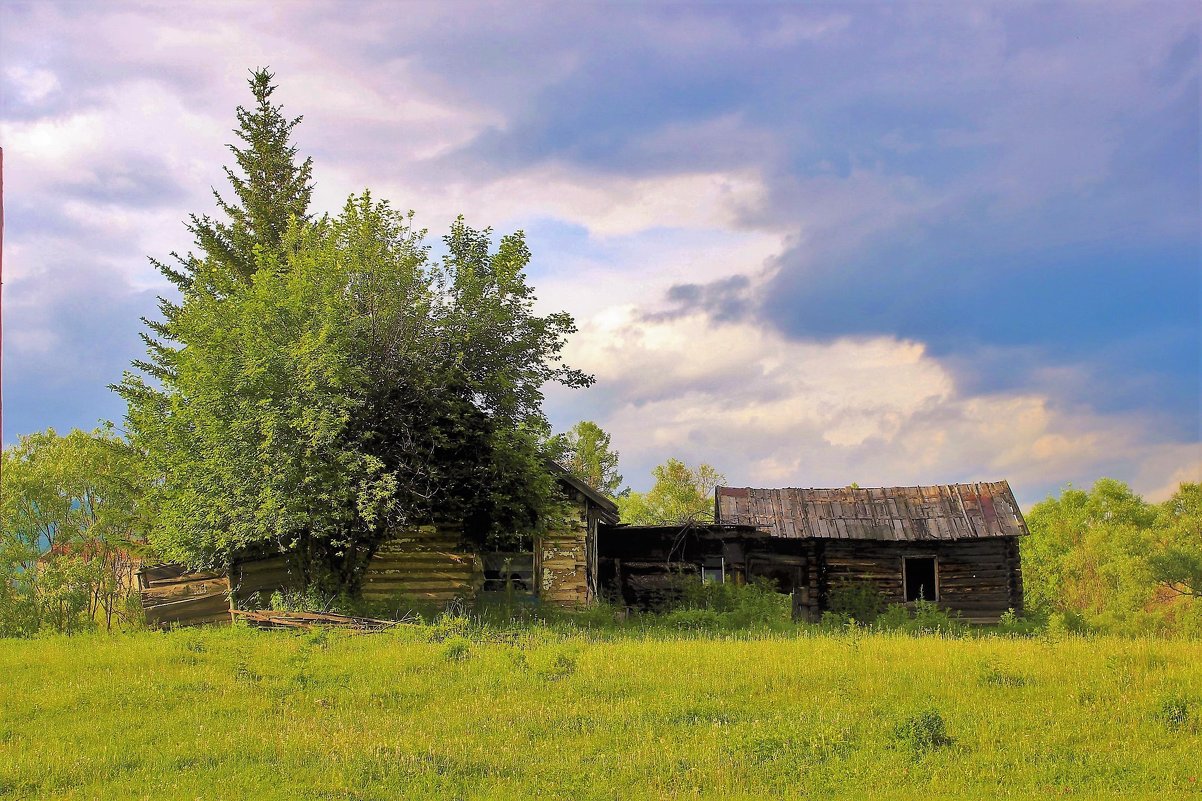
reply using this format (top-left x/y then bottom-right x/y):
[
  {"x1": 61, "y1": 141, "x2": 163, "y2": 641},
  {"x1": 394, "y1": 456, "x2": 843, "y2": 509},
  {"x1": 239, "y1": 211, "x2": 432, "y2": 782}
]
[{"x1": 556, "y1": 305, "x2": 1198, "y2": 505}]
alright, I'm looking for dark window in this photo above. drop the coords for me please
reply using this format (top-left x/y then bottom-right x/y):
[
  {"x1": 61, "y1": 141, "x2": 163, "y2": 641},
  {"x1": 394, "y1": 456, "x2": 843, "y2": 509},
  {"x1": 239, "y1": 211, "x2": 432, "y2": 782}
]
[
  {"x1": 904, "y1": 557, "x2": 937, "y2": 602},
  {"x1": 701, "y1": 556, "x2": 725, "y2": 584},
  {"x1": 482, "y1": 552, "x2": 534, "y2": 593}
]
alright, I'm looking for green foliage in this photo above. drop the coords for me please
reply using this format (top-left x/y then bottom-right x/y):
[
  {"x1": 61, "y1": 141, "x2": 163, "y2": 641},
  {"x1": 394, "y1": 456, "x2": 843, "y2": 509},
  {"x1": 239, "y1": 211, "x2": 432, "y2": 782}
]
[
  {"x1": 826, "y1": 580, "x2": 885, "y2": 623},
  {"x1": 1, "y1": 427, "x2": 147, "y2": 636},
  {"x1": 1022, "y1": 479, "x2": 1202, "y2": 634},
  {"x1": 660, "y1": 577, "x2": 791, "y2": 629},
  {"x1": 440, "y1": 637, "x2": 472, "y2": 662},
  {"x1": 117, "y1": 72, "x2": 589, "y2": 586},
  {"x1": 618, "y1": 458, "x2": 725, "y2": 525},
  {"x1": 871, "y1": 601, "x2": 967, "y2": 637},
  {"x1": 1148, "y1": 483, "x2": 1202, "y2": 600},
  {"x1": 549, "y1": 421, "x2": 625, "y2": 498},
  {"x1": 891, "y1": 709, "x2": 954, "y2": 754}
]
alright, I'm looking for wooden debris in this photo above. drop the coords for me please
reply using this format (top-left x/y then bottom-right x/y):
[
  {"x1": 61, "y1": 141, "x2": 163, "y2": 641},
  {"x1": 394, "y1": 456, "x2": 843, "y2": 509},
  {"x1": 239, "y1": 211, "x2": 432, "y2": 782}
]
[{"x1": 230, "y1": 608, "x2": 403, "y2": 633}]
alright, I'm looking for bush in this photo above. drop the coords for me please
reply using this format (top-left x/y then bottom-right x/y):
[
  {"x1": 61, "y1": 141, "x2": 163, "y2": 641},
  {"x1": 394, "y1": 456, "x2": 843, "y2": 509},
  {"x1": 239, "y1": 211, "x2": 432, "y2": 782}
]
[
  {"x1": 663, "y1": 576, "x2": 791, "y2": 628},
  {"x1": 873, "y1": 601, "x2": 967, "y2": 637},
  {"x1": 826, "y1": 580, "x2": 885, "y2": 623},
  {"x1": 892, "y1": 709, "x2": 954, "y2": 753},
  {"x1": 441, "y1": 636, "x2": 472, "y2": 662},
  {"x1": 1157, "y1": 694, "x2": 1194, "y2": 730},
  {"x1": 994, "y1": 608, "x2": 1043, "y2": 637}
]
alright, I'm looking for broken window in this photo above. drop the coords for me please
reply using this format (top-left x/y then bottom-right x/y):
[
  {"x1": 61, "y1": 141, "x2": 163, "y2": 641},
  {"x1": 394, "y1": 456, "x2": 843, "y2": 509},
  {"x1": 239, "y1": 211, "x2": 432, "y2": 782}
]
[
  {"x1": 701, "y1": 556, "x2": 725, "y2": 584},
  {"x1": 482, "y1": 552, "x2": 534, "y2": 593},
  {"x1": 903, "y1": 557, "x2": 937, "y2": 602}
]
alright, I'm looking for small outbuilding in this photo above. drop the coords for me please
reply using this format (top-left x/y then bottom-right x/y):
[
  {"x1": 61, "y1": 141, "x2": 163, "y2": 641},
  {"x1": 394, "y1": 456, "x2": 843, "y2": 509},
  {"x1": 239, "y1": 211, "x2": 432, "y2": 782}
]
[
  {"x1": 139, "y1": 462, "x2": 619, "y2": 627},
  {"x1": 598, "y1": 481, "x2": 1028, "y2": 624}
]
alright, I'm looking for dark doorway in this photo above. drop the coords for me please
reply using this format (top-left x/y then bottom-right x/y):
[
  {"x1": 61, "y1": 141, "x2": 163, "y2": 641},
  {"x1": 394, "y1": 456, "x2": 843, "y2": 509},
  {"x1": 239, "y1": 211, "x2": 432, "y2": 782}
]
[{"x1": 904, "y1": 557, "x2": 937, "y2": 602}]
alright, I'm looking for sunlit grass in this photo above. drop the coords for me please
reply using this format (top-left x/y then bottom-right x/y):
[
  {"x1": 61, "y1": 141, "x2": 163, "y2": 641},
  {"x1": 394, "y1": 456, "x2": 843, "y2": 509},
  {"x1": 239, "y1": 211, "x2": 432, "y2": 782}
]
[{"x1": 1, "y1": 625, "x2": 1199, "y2": 799}]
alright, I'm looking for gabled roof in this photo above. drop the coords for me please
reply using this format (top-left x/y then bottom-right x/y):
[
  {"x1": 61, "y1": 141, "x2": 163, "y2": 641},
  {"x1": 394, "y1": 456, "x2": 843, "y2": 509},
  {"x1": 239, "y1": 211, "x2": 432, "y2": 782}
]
[
  {"x1": 547, "y1": 459, "x2": 620, "y2": 523},
  {"x1": 715, "y1": 481, "x2": 1027, "y2": 541}
]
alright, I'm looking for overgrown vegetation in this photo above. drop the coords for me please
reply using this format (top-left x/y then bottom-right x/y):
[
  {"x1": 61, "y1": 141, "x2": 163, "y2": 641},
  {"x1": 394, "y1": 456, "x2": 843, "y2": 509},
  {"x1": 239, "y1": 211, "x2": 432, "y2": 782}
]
[
  {"x1": 113, "y1": 69, "x2": 589, "y2": 588},
  {"x1": 1023, "y1": 479, "x2": 1202, "y2": 636},
  {"x1": 0, "y1": 625, "x2": 1197, "y2": 799},
  {"x1": 0, "y1": 427, "x2": 146, "y2": 636},
  {"x1": 618, "y1": 458, "x2": 725, "y2": 525}
]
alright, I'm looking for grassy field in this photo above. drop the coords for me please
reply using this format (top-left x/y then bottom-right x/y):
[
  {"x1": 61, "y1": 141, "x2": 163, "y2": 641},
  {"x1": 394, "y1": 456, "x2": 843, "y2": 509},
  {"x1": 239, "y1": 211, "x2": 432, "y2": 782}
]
[{"x1": 1, "y1": 624, "x2": 1199, "y2": 800}]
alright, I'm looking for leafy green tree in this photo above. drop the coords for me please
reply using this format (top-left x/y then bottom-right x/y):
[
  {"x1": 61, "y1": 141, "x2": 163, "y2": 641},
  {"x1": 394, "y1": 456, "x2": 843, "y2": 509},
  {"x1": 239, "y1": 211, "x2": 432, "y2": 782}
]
[
  {"x1": 1023, "y1": 478, "x2": 1165, "y2": 631},
  {"x1": 1148, "y1": 483, "x2": 1202, "y2": 599},
  {"x1": 118, "y1": 70, "x2": 589, "y2": 592},
  {"x1": 0, "y1": 427, "x2": 146, "y2": 634},
  {"x1": 551, "y1": 421, "x2": 625, "y2": 498},
  {"x1": 123, "y1": 193, "x2": 586, "y2": 589},
  {"x1": 129, "y1": 67, "x2": 314, "y2": 397},
  {"x1": 618, "y1": 459, "x2": 725, "y2": 525}
]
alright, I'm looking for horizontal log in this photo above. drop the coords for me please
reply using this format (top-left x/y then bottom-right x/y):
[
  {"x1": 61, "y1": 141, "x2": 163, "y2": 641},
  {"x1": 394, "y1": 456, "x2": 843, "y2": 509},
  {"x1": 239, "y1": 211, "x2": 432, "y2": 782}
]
[
  {"x1": 142, "y1": 581, "x2": 229, "y2": 602},
  {"x1": 142, "y1": 571, "x2": 225, "y2": 588},
  {"x1": 375, "y1": 541, "x2": 464, "y2": 552},
  {"x1": 540, "y1": 559, "x2": 584, "y2": 570},
  {"x1": 369, "y1": 554, "x2": 475, "y2": 564},
  {"x1": 358, "y1": 586, "x2": 466, "y2": 598},
  {"x1": 366, "y1": 567, "x2": 474, "y2": 576},
  {"x1": 938, "y1": 582, "x2": 1012, "y2": 593},
  {"x1": 361, "y1": 581, "x2": 474, "y2": 593},
  {"x1": 150, "y1": 613, "x2": 232, "y2": 628}
]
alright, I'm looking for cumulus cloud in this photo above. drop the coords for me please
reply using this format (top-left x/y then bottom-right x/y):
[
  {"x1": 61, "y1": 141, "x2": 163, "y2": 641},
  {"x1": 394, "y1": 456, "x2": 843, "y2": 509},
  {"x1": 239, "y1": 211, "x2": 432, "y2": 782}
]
[
  {"x1": 551, "y1": 306, "x2": 1195, "y2": 505},
  {"x1": 2, "y1": 0, "x2": 1197, "y2": 506}
]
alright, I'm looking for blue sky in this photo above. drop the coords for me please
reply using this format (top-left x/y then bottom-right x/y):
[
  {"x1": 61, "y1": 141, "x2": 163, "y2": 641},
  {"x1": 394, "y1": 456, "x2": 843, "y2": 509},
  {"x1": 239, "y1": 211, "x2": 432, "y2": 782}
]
[{"x1": 1, "y1": 1, "x2": 1198, "y2": 506}]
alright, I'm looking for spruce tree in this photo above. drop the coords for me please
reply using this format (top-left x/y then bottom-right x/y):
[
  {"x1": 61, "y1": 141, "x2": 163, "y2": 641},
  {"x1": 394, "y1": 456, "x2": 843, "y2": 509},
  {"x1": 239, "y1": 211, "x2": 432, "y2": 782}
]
[
  {"x1": 127, "y1": 68, "x2": 313, "y2": 385},
  {"x1": 116, "y1": 67, "x2": 314, "y2": 516}
]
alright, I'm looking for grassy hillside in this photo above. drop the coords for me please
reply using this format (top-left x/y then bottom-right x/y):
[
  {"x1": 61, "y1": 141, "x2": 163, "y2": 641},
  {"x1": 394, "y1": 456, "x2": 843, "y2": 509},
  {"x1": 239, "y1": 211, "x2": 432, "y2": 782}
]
[{"x1": 1, "y1": 625, "x2": 1199, "y2": 800}]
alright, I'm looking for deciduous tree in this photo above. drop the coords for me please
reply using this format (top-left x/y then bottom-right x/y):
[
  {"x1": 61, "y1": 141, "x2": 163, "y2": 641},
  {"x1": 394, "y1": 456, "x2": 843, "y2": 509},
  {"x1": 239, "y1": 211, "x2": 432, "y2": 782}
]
[
  {"x1": 552, "y1": 421, "x2": 625, "y2": 498},
  {"x1": 618, "y1": 459, "x2": 724, "y2": 525},
  {"x1": 0, "y1": 427, "x2": 146, "y2": 634}
]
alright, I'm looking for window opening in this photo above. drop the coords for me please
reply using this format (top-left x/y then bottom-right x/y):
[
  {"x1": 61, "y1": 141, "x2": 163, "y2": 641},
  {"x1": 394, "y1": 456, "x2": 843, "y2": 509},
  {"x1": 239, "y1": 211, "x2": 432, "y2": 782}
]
[
  {"x1": 701, "y1": 556, "x2": 725, "y2": 584},
  {"x1": 903, "y1": 557, "x2": 937, "y2": 602}
]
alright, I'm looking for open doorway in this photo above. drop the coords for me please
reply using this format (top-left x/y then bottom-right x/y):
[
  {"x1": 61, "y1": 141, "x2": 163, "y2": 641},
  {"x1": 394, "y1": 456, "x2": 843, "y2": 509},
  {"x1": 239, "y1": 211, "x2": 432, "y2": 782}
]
[{"x1": 903, "y1": 557, "x2": 937, "y2": 602}]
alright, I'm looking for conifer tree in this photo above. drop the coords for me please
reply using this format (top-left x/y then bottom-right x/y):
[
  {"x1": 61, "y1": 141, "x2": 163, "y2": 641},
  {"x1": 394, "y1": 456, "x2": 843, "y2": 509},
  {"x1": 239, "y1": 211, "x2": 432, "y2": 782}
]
[{"x1": 127, "y1": 68, "x2": 313, "y2": 387}]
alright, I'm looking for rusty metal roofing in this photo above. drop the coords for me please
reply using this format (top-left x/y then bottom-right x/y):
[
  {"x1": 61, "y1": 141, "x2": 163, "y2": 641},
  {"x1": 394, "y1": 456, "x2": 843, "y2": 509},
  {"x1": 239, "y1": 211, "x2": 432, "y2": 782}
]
[{"x1": 715, "y1": 481, "x2": 1028, "y2": 541}]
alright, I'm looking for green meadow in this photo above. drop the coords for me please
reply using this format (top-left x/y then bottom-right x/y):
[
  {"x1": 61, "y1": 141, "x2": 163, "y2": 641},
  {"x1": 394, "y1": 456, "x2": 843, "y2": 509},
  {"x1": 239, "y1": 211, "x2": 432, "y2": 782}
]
[{"x1": 1, "y1": 625, "x2": 1200, "y2": 800}]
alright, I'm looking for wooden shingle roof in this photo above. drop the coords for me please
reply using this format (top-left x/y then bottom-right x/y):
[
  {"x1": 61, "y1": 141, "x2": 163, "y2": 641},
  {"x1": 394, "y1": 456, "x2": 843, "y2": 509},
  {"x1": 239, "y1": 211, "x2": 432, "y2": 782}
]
[{"x1": 715, "y1": 481, "x2": 1028, "y2": 541}]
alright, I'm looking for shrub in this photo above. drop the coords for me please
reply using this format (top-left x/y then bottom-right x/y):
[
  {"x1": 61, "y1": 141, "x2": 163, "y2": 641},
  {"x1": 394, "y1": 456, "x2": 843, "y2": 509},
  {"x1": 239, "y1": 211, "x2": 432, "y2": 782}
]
[
  {"x1": 994, "y1": 608, "x2": 1042, "y2": 637},
  {"x1": 1157, "y1": 694, "x2": 1194, "y2": 730},
  {"x1": 874, "y1": 601, "x2": 966, "y2": 636},
  {"x1": 659, "y1": 576, "x2": 791, "y2": 628},
  {"x1": 892, "y1": 709, "x2": 954, "y2": 754},
  {"x1": 441, "y1": 636, "x2": 472, "y2": 662},
  {"x1": 826, "y1": 580, "x2": 885, "y2": 623}
]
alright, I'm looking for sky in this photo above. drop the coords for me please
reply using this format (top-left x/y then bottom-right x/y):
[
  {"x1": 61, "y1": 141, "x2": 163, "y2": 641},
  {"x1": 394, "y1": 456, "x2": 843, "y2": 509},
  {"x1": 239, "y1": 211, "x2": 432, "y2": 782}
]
[{"x1": 1, "y1": 1, "x2": 1198, "y2": 507}]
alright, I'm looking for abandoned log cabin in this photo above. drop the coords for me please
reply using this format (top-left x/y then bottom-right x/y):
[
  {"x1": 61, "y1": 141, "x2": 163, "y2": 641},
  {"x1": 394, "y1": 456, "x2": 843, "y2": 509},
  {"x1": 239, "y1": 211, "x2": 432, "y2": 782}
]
[
  {"x1": 597, "y1": 481, "x2": 1027, "y2": 624},
  {"x1": 142, "y1": 468, "x2": 1027, "y2": 627},
  {"x1": 139, "y1": 461, "x2": 619, "y2": 628}
]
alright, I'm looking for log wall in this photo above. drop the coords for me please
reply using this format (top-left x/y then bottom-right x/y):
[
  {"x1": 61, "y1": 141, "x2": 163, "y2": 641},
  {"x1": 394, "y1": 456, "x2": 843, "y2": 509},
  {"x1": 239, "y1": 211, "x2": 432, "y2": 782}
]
[
  {"x1": 229, "y1": 555, "x2": 302, "y2": 606},
  {"x1": 139, "y1": 565, "x2": 231, "y2": 628},
  {"x1": 820, "y1": 536, "x2": 1021, "y2": 624},
  {"x1": 537, "y1": 505, "x2": 591, "y2": 607},
  {"x1": 361, "y1": 523, "x2": 482, "y2": 609}
]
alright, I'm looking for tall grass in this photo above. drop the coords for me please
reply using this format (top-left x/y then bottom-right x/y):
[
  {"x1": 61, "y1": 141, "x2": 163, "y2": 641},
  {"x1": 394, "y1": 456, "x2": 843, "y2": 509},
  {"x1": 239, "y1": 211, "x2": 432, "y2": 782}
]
[{"x1": 1, "y1": 624, "x2": 1199, "y2": 799}]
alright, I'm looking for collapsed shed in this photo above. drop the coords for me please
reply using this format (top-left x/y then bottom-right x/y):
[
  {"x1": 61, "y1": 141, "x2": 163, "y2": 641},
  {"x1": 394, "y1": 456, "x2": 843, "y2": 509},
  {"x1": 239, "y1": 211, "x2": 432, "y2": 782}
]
[{"x1": 139, "y1": 462, "x2": 619, "y2": 627}]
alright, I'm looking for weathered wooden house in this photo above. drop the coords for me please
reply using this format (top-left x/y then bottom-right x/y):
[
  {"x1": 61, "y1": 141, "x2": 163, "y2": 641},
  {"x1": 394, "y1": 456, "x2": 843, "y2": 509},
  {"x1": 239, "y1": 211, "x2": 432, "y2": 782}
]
[
  {"x1": 142, "y1": 467, "x2": 1027, "y2": 627},
  {"x1": 598, "y1": 481, "x2": 1027, "y2": 624},
  {"x1": 139, "y1": 463, "x2": 619, "y2": 627}
]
